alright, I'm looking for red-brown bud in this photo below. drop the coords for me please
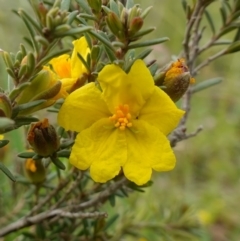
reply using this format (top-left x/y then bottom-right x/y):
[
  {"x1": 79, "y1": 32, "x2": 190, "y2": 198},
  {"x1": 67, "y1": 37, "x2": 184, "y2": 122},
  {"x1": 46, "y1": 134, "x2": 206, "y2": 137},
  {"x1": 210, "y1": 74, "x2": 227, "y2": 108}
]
[{"x1": 27, "y1": 118, "x2": 59, "y2": 157}]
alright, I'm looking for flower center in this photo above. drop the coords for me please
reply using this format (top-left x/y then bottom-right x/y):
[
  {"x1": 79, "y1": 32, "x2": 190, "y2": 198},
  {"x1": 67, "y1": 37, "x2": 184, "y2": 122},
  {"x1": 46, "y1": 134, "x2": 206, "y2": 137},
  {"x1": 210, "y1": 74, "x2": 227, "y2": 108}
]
[{"x1": 109, "y1": 104, "x2": 133, "y2": 131}]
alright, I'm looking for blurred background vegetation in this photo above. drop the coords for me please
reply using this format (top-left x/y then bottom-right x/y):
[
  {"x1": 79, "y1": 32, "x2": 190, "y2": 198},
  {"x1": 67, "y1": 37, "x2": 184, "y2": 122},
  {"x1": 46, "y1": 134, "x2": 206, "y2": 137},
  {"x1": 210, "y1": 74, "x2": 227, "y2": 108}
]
[{"x1": 1, "y1": 0, "x2": 240, "y2": 240}]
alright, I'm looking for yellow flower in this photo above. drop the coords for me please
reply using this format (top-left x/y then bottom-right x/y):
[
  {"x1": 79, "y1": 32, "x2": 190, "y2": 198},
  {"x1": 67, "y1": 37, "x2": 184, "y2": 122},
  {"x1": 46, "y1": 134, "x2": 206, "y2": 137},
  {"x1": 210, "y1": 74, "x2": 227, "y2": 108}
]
[
  {"x1": 58, "y1": 60, "x2": 184, "y2": 185},
  {"x1": 49, "y1": 37, "x2": 90, "y2": 93}
]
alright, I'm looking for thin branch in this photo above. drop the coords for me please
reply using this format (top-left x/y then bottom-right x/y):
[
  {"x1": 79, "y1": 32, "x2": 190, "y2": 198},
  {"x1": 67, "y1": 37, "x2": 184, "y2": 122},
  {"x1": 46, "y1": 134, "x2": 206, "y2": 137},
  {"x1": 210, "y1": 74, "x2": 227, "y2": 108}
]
[
  {"x1": 27, "y1": 177, "x2": 71, "y2": 216},
  {"x1": 169, "y1": 125, "x2": 203, "y2": 147},
  {"x1": 193, "y1": 48, "x2": 227, "y2": 75},
  {"x1": 74, "y1": 177, "x2": 128, "y2": 210},
  {"x1": 0, "y1": 209, "x2": 107, "y2": 237},
  {"x1": 182, "y1": 1, "x2": 203, "y2": 61},
  {"x1": 0, "y1": 177, "x2": 128, "y2": 237},
  {"x1": 51, "y1": 171, "x2": 83, "y2": 210}
]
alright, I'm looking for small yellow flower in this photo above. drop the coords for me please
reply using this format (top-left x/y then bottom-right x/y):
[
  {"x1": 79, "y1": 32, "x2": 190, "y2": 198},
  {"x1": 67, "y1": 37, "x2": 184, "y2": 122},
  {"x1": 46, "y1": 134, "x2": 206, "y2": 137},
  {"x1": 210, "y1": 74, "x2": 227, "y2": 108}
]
[
  {"x1": 58, "y1": 60, "x2": 184, "y2": 185},
  {"x1": 49, "y1": 37, "x2": 90, "y2": 93},
  {"x1": 24, "y1": 156, "x2": 46, "y2": 184}
]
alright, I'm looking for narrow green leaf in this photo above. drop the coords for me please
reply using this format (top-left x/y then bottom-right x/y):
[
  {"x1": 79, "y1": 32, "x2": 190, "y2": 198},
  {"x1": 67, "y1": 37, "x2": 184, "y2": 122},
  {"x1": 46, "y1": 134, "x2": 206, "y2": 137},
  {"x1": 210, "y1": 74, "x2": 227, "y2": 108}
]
[
  {"x1": 110, "y1": 0, "x2": 120, "y2": 16},
  {"x1": 234, "y1": 28, "x2": 240, "y2": 41},
  {"x1": 19, "y1": 9, "x2": 42, "y2": 34},
  {"x1": 126, "y1": 0, "x2": 134, "y2": 9},
  {"x1": 18, "y1": 151, "x2": 35, "y2": 158},
  {"x1": 140, "y1": 6, "x2": 152, "y2": 19},
  {"x1": 108, "y1": 195, "x2": 116, "y2": 207},
  {"x1": 135, "y1": 48, "x2": 152, "y2": 60},
  {"x1": 192, "y1": 78, "x2": 222, "y2": 94},
  {"x1": 149, "y1": 62, "x2": 158, "y2": 76},
  {"x1": 17, "y1": 10, "x2": 39, "y2": 53},
  {"x1": 212, "y1": 40, "x2": 232, "y2": 45},
  {"x1": 0, "y1": 162, "x2": 16, "y2": 182},
  {"x1": 57, "y1": 149, "x2": 71, "y2": 158},
  {"x1": 78, "y1": 13, "x2": 98, "y2": 21},
  {"x1": 61, "y1": 0, "x2": 70, "y2": 11},
  {"x1": 75, "y1": 0, "x2": 92, "y2": 14},
  {"x1": 226, "y1": 40, "x2": 240, "y2": 54},
  {"x1": 0, "y1": 139, "x2": 9, "y2": 148},
  {"x1": 181, "y1": 0, "x2": 187, "y2": 12},
  {"x1": 204, "y1": 10, "x2": 215, "y2": 35},
  {"x1": 67, "y1": 10, "x2": 79, "y2": 24},
  {"x1": 14, "y1": 116, "x2": 39, "y2": 126},
  {"x1": 51, "y1": 157, "x2": 66, "y2": 170},
  {"x1": 220, "y1": 6, "x2": 227, "y2": 25},
  {"x1": 130, "y1": 27, "x2": 156, "y2": 40},
  {"x1": 128, "y1": 37, "x2": 169, "y2": 49},
  {"x1": 0, "y1": 118, "x2": 15, "y2": 130},
  {"x1": 53, "y1": 26, "x2": 93, "y2": 37},
  {"x1": 89, "y1": 30, "x2": 115, "y2": 52},
  {"x1": 103, "y1": 214, "x2": 119, "y2": 231},
  {"x1": 77, "y1": 52, "x2": 91, "y2": 72},
  {"x1": 218, "y1": 23, "x2": 240, "y2": 38},
  {"x1": 14, "y1": 100, "x2": 46, "y2": 112}
]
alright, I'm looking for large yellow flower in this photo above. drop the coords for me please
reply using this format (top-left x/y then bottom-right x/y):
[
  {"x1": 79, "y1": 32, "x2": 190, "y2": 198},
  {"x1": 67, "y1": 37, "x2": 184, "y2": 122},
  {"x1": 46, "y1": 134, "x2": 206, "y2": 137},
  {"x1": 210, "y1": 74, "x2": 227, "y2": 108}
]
[
  {"x1": 49, "y1": 37, "x2": 90, "y2": 93},
  {"x1": 58, "y1": 60, "x2": 184, "y2": 185}
]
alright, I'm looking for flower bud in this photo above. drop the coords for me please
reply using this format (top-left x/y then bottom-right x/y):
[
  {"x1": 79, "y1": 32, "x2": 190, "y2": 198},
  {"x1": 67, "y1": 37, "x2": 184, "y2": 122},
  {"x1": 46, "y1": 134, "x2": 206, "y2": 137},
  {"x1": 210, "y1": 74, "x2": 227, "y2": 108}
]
[
  {"x1": 107, "y1": 12, "x2": 125, "y2": 41},
  {"x1": 24, "y1": 156, "x2": 46, "y2": 184},
  {"x1": 15, "y1": 67, "x2": 68, "y2": 115},
  {"x1": 27, "y1": 118, "x2": 60, "y2": 157},
  {"x1": 128, "y1": 17, "x2": 144, "y2": 37},
  {"x1": 161, "y1": 58, "x2": 195, "y2": 102},
  {"x1": 0, "y1": 93, "x2": 12, "y2": 118}
]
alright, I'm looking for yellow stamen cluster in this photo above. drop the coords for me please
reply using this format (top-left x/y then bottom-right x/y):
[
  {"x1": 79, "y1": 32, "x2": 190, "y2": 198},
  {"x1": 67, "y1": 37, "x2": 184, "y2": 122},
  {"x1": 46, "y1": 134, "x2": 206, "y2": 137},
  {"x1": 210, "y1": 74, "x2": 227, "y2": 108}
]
[{"x1": 109, "y1": 104, "x2": 133, "y2": 131}]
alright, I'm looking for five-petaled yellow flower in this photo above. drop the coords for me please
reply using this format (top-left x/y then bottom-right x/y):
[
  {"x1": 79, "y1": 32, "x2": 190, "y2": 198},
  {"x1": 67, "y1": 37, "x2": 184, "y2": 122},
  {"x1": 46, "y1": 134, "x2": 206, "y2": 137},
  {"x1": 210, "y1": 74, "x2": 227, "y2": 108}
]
[
  {"x1": 58, "y1": 60, "x2": 184, "y2": 185},
  {"x1": 49, "y1": 37, "x2": 90, "y2": 93}
]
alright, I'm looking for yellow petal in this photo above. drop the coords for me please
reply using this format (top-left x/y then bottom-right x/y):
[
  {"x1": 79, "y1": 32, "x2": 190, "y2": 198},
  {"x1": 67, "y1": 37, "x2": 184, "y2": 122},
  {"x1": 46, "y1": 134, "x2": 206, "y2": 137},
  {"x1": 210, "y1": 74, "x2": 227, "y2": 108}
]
[
  {"x1": 139, "y1": 87, "x2": 185, "y2": 135},
  {"x1": 98, "y1": 59, "x2": 155, "y2": 117},
  {"x1": 71, "y1": 37, "x2": 90, "y2": 79},
  {"x1": 123, "y1": 120, "x2": 176, "y2": 185},
  {"x1": 70, "y1": 118, "x2": 127, "y2": 183},
  {"x1": 58, "y1": 83, "x2": 111, "y2": 132},
  {"x1": 49, "y1": 54, "x2": 71, "y2": 78}
]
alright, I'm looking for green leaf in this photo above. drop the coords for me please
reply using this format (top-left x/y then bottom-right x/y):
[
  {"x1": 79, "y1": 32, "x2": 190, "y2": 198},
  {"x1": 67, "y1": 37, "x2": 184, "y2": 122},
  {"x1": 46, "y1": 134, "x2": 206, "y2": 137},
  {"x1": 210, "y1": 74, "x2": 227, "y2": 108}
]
[
  {"x1": 130, "y1": 27, "x2": 156, "y2": 40},
  {"x1": 220, "y1": 5, "x2": 227, "y2": 25},
  {"x1": 67, "y1": 10, "x2": 79, "y2": 24},
  {"x1": 226, "y1": 40, "x2": 240, "y2": 54},
  {"x1": 53, "y1": 26, "x2": 93, "y2": 37},
  {"x1": 77, "y1": 52, "x2": 91, "y2": 72},
  {"x1": 192, "y1": 77, "x2": 222, "y2": 94},
  {"x1": 75, "y1": 0, "x2": 92, "y2": 14},
  {"x1": 61, "y1": 0, "x2": 71, "y2": 11},
  {"x1": 128, "y1": 37, "x2": 169, "y2": 49},
  {"x1": 0, "y1": 117, "x2": 15, "y2": 130},
  {"x1": 57, "y1": 149, "x2": 71, "y2": 158},
  {"x1": 0, "y1": 139, "x2": 9, "y2": 148},
  {"x1": 14, "y1": 116, "x2": 39, "y2": 126},
  {"x1": 135, "y1": 48, "x2": 152, "y2": 60},
  {"x1": 108, "y1": 194, "x2": 116, "y2": 207},
  {"x1": 212, "y1": 40, "x2": 232, "y2": 46},
  {"x1": 0, "y1": 162, "x2": 16, "y2": 182},
  {"x1": 51, "y1": 157, "x2": 66, "y2": 170},
  {"x1": 89, "y1": 30, "x2": 115, "y2": 52},
  {"x1": 18, "y1": 151, "x2": 35, "y2": 159},
  {"x1": 104, "y1": 214, "x2": 119, "y2": 231},
  {"x1": 14, "y1": 100, "x2": 46, "y2": 112},
  {"x1": 110, "y1": 0, "x2": 119, "y2": 16},
  {"x1": 126, "y1": 0, "x2": 134, "y2": 9},
  {"x1": 204, "y1": 10, "x2": 215, "y2": 35}
]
